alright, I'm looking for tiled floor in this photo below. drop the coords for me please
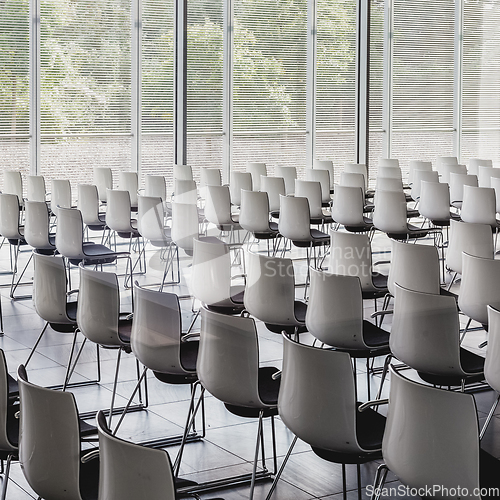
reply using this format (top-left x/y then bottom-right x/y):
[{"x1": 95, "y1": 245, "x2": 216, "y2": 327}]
[{"x1": 0, "y1": 229, "x2": 498, "y2": 500}]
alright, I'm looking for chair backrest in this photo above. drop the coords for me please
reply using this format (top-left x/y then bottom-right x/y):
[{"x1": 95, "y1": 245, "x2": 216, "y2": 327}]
[
  {"x1": 440, "y1": 163, "x2": 467, "y2": 184},
  {"x1": 171, "y1": 202, "x2": 199, "y2": 255},
  {"x1": 458, "y1": 252, "x2": 500, "y2": 326},
  {"x1": 469, "y1": 158, "x2": 492, "y2": 177},
  {"x1": 144, "y1": 175, "x2": 167, "y2": 201},
  {"x1": 26, "y1": 175, "x2": 46, "y2": 202},
  {"x1": 106, "y1": 189, "x2": 133, "y2": 233},
  {"x1": 306, "y1": 268, "x2": 365, "y2": 349},
  {"x1": 339, "y1": 171, "x2": 366, "y2": 197},
  {"x1": 313, "y1": 159, "x2": 334, "y2": 188},
  {"x1": 445, "y1": 219, "x2": 494, "y2": 275},
  {"x1": 205, "y1": 185, "x2": 234, "y2": 227},
  {"x1": 200, "y1": 167, "x2": 222, "y2": 188},
  {"x1": 3, "y1": 170, "x2": 23, "y2": 200},
  {"x1": 478, "y1": 164, "x2": 495, "y2": 187},
  {"x1": 329, "y1": 230, "x2": 375, "y2": 291},
  {"x1": 118, "y1": 171, "x2": 139, "y2": 208},
  {"x1": 77, "y1": 184, "x2": 102, "y2": 227},
  {"x1": 418, "y1": 180, "x2": 450, "y2": 221},
  {"x1": 32, "y1": 251, "x2": 72, "y2": 324},
  {"x1": 137, "y1": 195, "x2": 169, "y2": 246},
  {"x1": 18, "y1": 365, "x2": 85, "y2": 500},
  {"x1": 244, "y1": 251, "x2": 298, "y2": 326},
  {"x1": 173, "y1": 164, "x2": 193, "y2": 181},
  {"x1": 375, "y1": 176, "x2": 404, "y2": 192},
  {"x1": 305, "y1": 168, "x2": 331, "y2": 204},
  {"x1": 408, "y1": 160, "x2": 432, "y2": 185},
  {"x1": 51, "y1": 179, "x2": 72, "y2": 217},
  {"x1": 77, "y1": 265, "x2": 121, "y2": 347},
  {"x1": 491, "y1": 176, "x2": 500, "y2": 214},
  {"x1": 275, "y1": 166, "x2": 297, "y2": 195},
  {"x1": 279, "y1": 334, "x2": 366, "y2": 453},
  {"x1": 93, "y1": 167, "x2": 113, "y2": 203},
  {"x1": 295, "y1": 180, "x2": 324, "y2": 218},
  {"x1": 96, "y1": 410, "x2": 176, "y2": 500},
  {"x1": 131, "y1": 286, "x2": 188, "y2": 375},
  {"x1": 278, "y1": 194, "x2": 312, "y2": 241},
  {"x1": 0, "y1": 349, "x2": 16, "y2": 454},
  {"x1": 344, "y1": 162, "x2": 368, "y2": 189},
  {"x1": 239, "y1": 190, "x2": 272, "y2": 234},
  {"x1": 191, "y1": 237, "x2": 231, "y2": 305},
  {"x1": 486, "y1": 306, "x2": 500, "y2": 394},
  {"x1": 449, "y1": 172, "x2": 478, "y2": 206},
  {"x1": 392, "y1": 284, "x2": 464, "y2": 377},
  {"x1": 331, "y1": 185, "x2": 365, "y2": 226},
  {"x1": 411, "y1": 169, "x2": 439, "y2": 201},
  {"x1": 436, "y1": 156, "x2": 458, "y2": 176},
  {"x1": 379, "y1": 158, "x2": 399, "y2": 168},
  {"x1": 229, "y1": 171, "x2": 252, "y2": 206},
  {"x1": 25, "y1": 201, "x2": 53, "y2": 250},
  {"x1": 388, "y1": 240, "x2": 441, "y2": 296},
  {"x1": 198, "y1": 307, "x2": 266, "y2": 408},
  {"x1": 372, "y1": 189, "x2": 408, "y2": 233},
  {"x1": 0, "y1": 193, "x2": 22, "y2": 240},
  {"x1": 383, "y1": 367, "x2": 480, "y2": 498},
  {"x1": 461, "y1": 185, "x2": 497, "y2": 226},
  {"x1": 378, "y1": 166, "x2": 402, "y2": 180},
  {"x1": 174, "y1": 179, "x2": 198, "y2": 205},
  {"x1": 260, "y1": 176, "x2": 286, "y2": 212},
  {"x1": 246, "y1": 162, "x2": 267, "y2": 191}
]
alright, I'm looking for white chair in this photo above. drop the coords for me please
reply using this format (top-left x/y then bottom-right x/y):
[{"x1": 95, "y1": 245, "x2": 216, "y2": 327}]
[
  {"x1": 377, "y1": 166, "x2": 402, "y2": 180},
  {"x1": 199, "y1": 168, "x2": 222, "y2": 201},
  {"x1": 449, "y1": 172, "x2": 478, "y2": 208},
  {"x1": 77, "y1": 184, "x2": 107, "y2": 237},
  {"x1": 344, "y1": 162, "x2": 368, "y2": 190},
  {"x1": 419, "y1": 180, "x2": 457, "y2": 227},
  {"x1": 26, "y1": 175, "x2": 47, "y2": 203},
  {"x1": 246, "y1": 162, "x2": 267, "y2": 191},
  {"x1": 93, "y1": 167, "x2": 113, "y2": 204},
  {"x1": 478, "y1": 164, "x2": 495, "y2": 187},
  {"x1": 331, "y1": 185, "x2": 373, "y2": 233},
  {"x1": 340, "y1": 171, "x2": 367, "y2": 198},
  {"x1": 229, "y1": 171, "x2": 252, "y2": 206},
  {"x1": 51, "y1": 179, "x2": 72, "y2": 218},
  {"x1": 379, "y1": 158, "x2": 399, "y2": 168},
  {"x1": 461, "y1": 185, "x2": 499, "y2": 229},
  {"x1": 118, "y1": 171, "x2": 139, "y2": 211},
  {"x1": 173, "y1": 178, "x2": 198, "y2": 205},
  {"x1": 440, "y1": 163, "x2": 467, "y2": 184},
  {"x1": 260, "y1": 176, "x2": 285, "y2": 216},
  {"x1": 144, "y1": 175, "x2": 167, "y2": 200},
  {"x1": 173, "y1": 164, "x2": 193, "y2": 181},
  {"x1": 204, "y1": 185, "x2": 242, "y2": 240},
  {"x1": 3, "y1": 171, "x2": 23, "y2": 205},
  {"x1": 275, "y1": 166, "x2": 297, "y2": 195},
  {"x1": 295, "y1": 180, "x2": 333, "y2": 226},
  {"x1": 24, "y1": 201, "x2": 56, "y2": 254},
  {"x1": 491, "y1": 176, "x2": 500, "y2": 215},
  {"x1": 410, "y1": 169, "x2": 439, "y2": 202},
  {"x1": 171, "y1": 202, "x2": 201, "y2": 256},
  {"x1": 469, "y1": 158, "x2": 492, "y2": 177},
  {"x1": 313, "y1": 159, "x2": 334, "y2": 191},
  {"x1": 305, "y1": 168, "x2": 331, "y2": 206},
  {"x1": 408, "y1": 160, "x2": 432, "y2": 185},
  {"x1": 436, "y1": 156, "x2": 458, "y2": 177}
]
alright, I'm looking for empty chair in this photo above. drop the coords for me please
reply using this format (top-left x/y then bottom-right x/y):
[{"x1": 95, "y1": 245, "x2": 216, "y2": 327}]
[
  {"x1": 449, "y1": 172, "x2": 478, "y2": 208},
  {"x1": 330, "y1": 230, "x2": 388, "y2": 301},
  {"x1": 51, "y1": 179, "x2": 72, "y2": 218},
  {"x1": 93, "y1": 167, "x2": 113, "y2": 204},
  {"x1": 173, "y1": 178, "x2": 198, "y2": 206},
  {"x1": 106, "y1": 189, "x2": 141, "y2": 242},
  {"x1": 331, "y1": 185, "x2": 373, "y2": 233},
  {"x1": 26, "y1": 175, "x2": 47, "y2": 203},
  {"x1": 313, "y1": 159, "x2": 335, "y2": 191},
  {"x1": 24, "y1": 201, "x2": 56, "y2": 253},
  {"x1": 458, "y1": 252, "x2": 500, "y2": 330},
  {"x1": 17, "y1": 365, "x2": 99, "y2": 500},
  {"x1": 436, "y1": 155, "x2": 458, "y2": 177},
  {"x1": 478, "y1": 164, "x2": 495, "y2": 187},
  {"x1": 375, "y1": 176, "x2": 403, "y2": 192},
  {"x1": 440, "y1": 163, "x2": 467, "y2": 184},
  {"x1": 173, "y1": 164, "x2": 193, "y2": 181},
  {"x1": 339, "y1": 171, "x2": 367, "y2": 199},
  {"x1": 408, "y1": 160, "x2": 432, "y2": 185},
  {"x1": 3, "y1": 171, "x2": 23, "y2": 205},
  {"x1": 379, "y1": 158, "x2": 399, "y2": 168},
  {"x1": 196, "y1": 307, "x2": 279, "y2": 499},
  {"x1": 305, "y1": 168, "x2": 331, "y2": 206},
  {"x1": 445, "y1": 219, "x2": 494, "y2": 280},
  {"x1": 371, "y1": 366, "x2": 500, "y2": 500},
  {"x1": 229, "y1": 171, "x2": 252, "y2": 206},
  {"x1": 418, "y1": 180, "x2": 457, "y2": 227},
  {"x1": 77, "y1": 184, "x2": 107, "y2": 234},
  {"x1": 461, "y1": 185, "x2": 499, "y2": 229},
  {"x1": 171, "y1": 202, "x2": 201, "y2": 256},
  {"x1": 260, "y1": 175, "x2": 286, "y2": 215},
  {"x1": 244, "y1": 251, "x2": 306, "y2": 333},
  {"x1": 144, "y1": 175, "x2": 167, "y2": 200},
  {"x1": 190, "y1": 237, "x2": 244, "y2": 314},
  {"x1": 204, "y1": 185, "x2": 242, "y2": 236},
  {"x1": 246, "y1": 162, "x2": 267, "y2": 191},
  {"x1": 491, "y1": 176, "x2": 500, "y2": 214},
  {"x1": 268, "y1": 334, "x2": 386, "y2": 500},
  {"x1": 118, "y1": 171, "x2": 139, "y2": 211},
  {"x1": 391, "y1": 283, "x2": 484, "y2": 388},
  {"x1": 295, "y1": 180, "x2": 333, "y2": 226},
  {"x1": 377, "y1": 166, "x2": 402, "y2": 180},
  {"x1": 275, "y1": 166, "x2": 297, "y2": 195},
  {"x1": 344, "y1": 162, "x2": 368, "y2": 190},
  {"x1": 410, "y1": 169, "x2": 439, "y2": 202},
  {"x1": 469, "y1": 158, "x2": 493, "y2": 177},
  {"x1": 200, "y1": 168, "x2": 222, "y2": 201}
]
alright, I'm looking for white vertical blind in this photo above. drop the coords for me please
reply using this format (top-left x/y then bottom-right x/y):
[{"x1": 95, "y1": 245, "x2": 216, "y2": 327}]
[
  {"x1": 231, "y1": 0, "x2": 307, "y2": 174},
  {"x1": 0, "y1": 0, "x2": 30, "y2": 186},
  {"x1": 315, "y1": 0, "x2": 357, "y2": 177},
  {"x1": 141, "y1": 0, "x2": 174, "y2": 178},
  {"x1": 462, "y1": 0, "x2": 500, "y2": 163},
  {"x1": 39, "y1": 0, "x2": 132, "y2": 187},
  {"x1": 390, "y1": 0, "x2": 455, "y2": 173},
  {"x1": 186, "y1": 0, "x2": 224, "y2": 179}
]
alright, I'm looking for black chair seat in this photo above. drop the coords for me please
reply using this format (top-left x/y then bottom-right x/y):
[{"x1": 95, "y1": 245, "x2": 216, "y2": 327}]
[
  {"x1": 362, "y1": 320, "x2": 390, "y2": 348},
  {"x1": 66, "y1": 300, "x2": 78, "y2": 322},
  {"x1": 80, "y1": 419, "x2": 98, "y2": 437},
  {"x1": 179, "y1": 340, "x2": 199, "y2": 372},
  {"x1": 292, "y1": 229, "x2": 330, "y2": 248},
  {"x1": 79, "y1": 452, "x2": 100, "y2": 500},
  {"x1": 81, "y1": 244, "x2": 128, "y2": 265},
  {"x1": 8, "y1": 374, "x2": 18, "y2": 397},
  {"x1": 460, "y1": 348, "x2": 485, "y2": 374},
  {"x1": 479, "y1": 448, "x2": 500, "y2": 498},
  {"x1": 388, "y1": 224, "x2": 428, "y2": 240},
  {"x1": 406, "y1": 208, "x2": 420, "y2": 218},
  {"x1": 264, "y1": 301, "x2": 307, "y2": 334}
]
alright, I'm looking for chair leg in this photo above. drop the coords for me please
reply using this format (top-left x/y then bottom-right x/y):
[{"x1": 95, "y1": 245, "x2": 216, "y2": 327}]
[
  {"x1": 370, "y1": 464, "x2": 389, "y2": 500},
  {"x1": 265, "y1": 435, "x2": 298, "y2": 500},
  {"x1": 249, "y1": 410, "x2": 264, "y2": 500},
  {"x1": 376, "y1": 354, "x2": 392, "y2": 401},
  {"x1": 342, "y1": 463, "x2": 347, "y2": 500},
  {"x1": 108, "y1": 347, "x2": 123, "y2": 427},
  {"x1": 460, "y1": 317, "x2": 472, "y2": 343},
  {"x1": 480, "y1": 393, "x2": 500, "y2": 440},
  {"x1": 0, "y1": 454, "x2": 12, "y2": 500},
  {"x1": 25, "y1": 322, "x2": 50, "y2": 367}
]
